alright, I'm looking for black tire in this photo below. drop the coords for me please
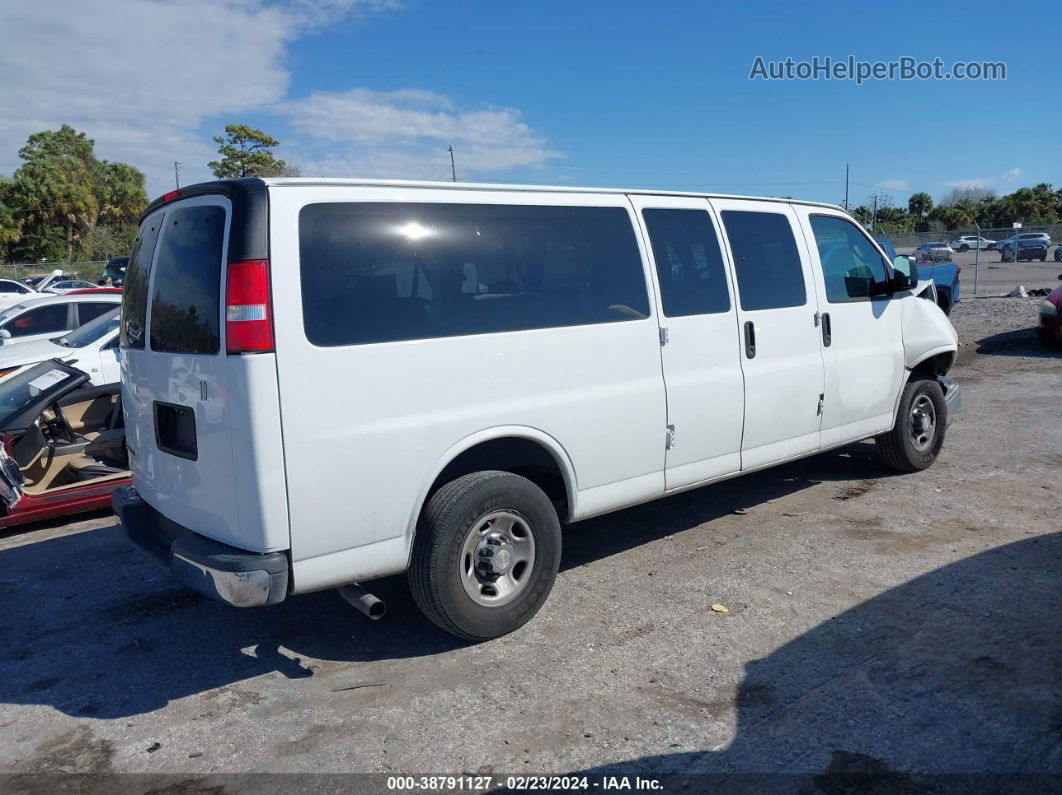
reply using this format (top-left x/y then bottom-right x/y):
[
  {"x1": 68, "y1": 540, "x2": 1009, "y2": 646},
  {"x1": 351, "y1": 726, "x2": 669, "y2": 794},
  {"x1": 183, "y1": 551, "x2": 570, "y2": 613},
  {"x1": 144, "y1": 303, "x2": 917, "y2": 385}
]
[
  {"x1": 958, "y1": 245, "x2": 969, "y2": 252},
  {"x1": 936, "y1": 294, "x2": 951, "y2": 315},
  {"x1": 409, "y1": 470, "x2": 562, "y2": 640},
  {"x1": 1054, "y1": 249, "x2": 1062, "y2": 262},
  {"x1": 875, "y1": 378, "x2": 947, "y2": 472}
]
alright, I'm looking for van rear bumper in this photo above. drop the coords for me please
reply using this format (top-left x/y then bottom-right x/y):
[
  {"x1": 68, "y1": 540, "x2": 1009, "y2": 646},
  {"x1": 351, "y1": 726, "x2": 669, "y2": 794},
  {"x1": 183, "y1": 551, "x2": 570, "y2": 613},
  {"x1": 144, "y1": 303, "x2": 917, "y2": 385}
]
[{"x1": 113, "y1": 486, "x2": 289, "y2": 607}]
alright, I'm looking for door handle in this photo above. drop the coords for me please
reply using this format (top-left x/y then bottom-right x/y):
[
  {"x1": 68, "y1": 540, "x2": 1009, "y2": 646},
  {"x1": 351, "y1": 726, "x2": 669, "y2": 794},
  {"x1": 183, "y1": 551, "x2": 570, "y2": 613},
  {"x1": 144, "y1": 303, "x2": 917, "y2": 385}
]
[
  {"x1": 744, "y1": 321, "x2": 756, "y2": 359},
  {"x1": 821, "y1": 312, "x2": 832, "y2": 347}
]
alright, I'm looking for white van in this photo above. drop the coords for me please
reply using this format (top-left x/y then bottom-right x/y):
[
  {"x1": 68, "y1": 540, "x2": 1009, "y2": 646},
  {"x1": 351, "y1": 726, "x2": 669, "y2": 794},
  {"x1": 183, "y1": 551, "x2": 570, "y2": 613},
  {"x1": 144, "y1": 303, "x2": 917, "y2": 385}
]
[{"x1": 114, "y1": 178, "x2": 960, "y2": 640}]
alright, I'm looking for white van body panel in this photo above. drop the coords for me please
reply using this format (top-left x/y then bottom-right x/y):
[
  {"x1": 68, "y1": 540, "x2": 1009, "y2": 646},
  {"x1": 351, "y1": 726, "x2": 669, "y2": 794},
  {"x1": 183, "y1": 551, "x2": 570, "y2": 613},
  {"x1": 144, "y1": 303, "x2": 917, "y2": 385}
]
[
  {"x1": 267, "y1": 186, "x2": 667, "y2": 590},
  {"x1": 708, "y1": 198, "x2": 826, "y2": 470},
  {"x1": 627, "y1": 194, "x2": 745, "y2": 490},
  {"x1": 792, "y1": 206, "x2": 907, "y2": 447},
  {"x1": 122, "y1": 198, "x2": 290, "y2": 553},
  {"x1": 900, "y1": 290, "x2": 959, "y2": 370}
]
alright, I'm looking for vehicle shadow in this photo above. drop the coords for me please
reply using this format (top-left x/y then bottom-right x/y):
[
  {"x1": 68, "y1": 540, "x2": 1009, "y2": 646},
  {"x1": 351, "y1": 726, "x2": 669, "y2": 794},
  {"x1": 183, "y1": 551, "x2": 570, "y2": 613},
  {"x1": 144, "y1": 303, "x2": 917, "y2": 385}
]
[
  {"x1": 0, "y1": 442, "x2": 901, "y2": 720},
  {"x1": 976, "y1": 328, "x2": 1062, "y2": 359},
  {"x1": 558, "y1": 532, "x2": 1062, "y2": 783}
]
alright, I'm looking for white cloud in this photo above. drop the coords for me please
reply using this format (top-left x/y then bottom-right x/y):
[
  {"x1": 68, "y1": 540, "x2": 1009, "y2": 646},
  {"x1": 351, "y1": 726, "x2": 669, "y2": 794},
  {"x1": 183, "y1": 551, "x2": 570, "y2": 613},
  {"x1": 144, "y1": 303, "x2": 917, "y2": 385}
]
[
  {"x1": 946, "y1": 178, "x2": 994, "y2": 190},
  {"x1": 0, "y1": 0, "x2": 555, "y2": 198},
  {"x1": 1002, "y1": 167, "x2": 1021, "y2": 180},
  {"x1": 877, "y1": 178, "x2": 909, "y2": 191},
  {"x1": 278, "y1": 88, "x2": 561, "y2": 178}
]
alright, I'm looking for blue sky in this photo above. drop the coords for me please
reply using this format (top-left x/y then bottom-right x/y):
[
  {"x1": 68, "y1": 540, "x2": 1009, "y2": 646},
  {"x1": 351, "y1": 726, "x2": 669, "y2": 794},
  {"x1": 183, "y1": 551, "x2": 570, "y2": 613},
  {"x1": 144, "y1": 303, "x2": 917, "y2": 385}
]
[{"x1": 4, "y1": 0, "x2": 1060, "y2": 206}]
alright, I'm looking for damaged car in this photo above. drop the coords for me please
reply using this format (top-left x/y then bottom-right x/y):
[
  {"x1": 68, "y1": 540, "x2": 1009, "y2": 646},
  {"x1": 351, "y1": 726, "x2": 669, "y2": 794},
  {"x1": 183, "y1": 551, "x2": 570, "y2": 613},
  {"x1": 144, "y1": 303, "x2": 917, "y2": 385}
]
[{"x1": 0, "y1": 359, "x2": 128, "y2": 529}]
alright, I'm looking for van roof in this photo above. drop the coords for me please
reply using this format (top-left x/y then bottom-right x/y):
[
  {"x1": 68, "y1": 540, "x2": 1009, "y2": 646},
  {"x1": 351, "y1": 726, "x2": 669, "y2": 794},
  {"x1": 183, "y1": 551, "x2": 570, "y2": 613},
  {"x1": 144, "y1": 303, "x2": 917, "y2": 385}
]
[{"x1": 143, "y1": 176, "x2": 846, "y2": 221}]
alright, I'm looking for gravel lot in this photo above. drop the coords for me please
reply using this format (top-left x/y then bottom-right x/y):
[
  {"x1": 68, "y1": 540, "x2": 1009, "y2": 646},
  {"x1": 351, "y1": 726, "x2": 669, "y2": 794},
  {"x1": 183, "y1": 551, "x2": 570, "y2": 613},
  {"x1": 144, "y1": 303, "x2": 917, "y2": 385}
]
[{"x1": 1, "y1": 296, "x2": 1059, "y2": 791}]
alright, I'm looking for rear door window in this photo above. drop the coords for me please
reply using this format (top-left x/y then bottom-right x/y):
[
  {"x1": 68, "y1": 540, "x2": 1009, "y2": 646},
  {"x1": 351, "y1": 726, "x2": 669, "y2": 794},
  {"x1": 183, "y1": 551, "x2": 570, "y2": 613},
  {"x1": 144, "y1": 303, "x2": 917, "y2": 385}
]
[
  {"x1": 149, "y1": 205, "x2": 225, "y2": 354},
  {"x1": 721, "y1": 211, "x2": 806, "y2": 311},
  {"x1": 642, "y1": 208, "x2": 730, "y2": 316},
  {"x1": 121, "y1": 214, "x2": 163, "y2": 349},
  {"x1": 77, "y1": 302, "x2": 116, "y2": 325},
  {"x1": 299, "y1": 202, "x2": 650, "y2": 346}
]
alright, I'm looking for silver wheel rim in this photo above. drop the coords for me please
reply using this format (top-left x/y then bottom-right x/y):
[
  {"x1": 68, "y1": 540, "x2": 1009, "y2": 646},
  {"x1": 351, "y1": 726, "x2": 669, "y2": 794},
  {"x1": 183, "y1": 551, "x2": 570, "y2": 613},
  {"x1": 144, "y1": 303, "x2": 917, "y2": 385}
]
[
  {"x1": 910, "y1": 394, "x2": 937, "y2": 453},
  {"x1": 459, "y1": 510, "x2": 536, "y2": 607}
]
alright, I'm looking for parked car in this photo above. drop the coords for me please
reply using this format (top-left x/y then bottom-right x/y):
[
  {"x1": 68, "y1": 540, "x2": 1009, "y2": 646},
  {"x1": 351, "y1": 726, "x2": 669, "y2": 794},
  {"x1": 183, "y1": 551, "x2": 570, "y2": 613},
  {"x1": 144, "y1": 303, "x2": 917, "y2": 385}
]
[
  {"x1": 878, "y1": 239, "x2": 960, "y2": 315},
  {"x1": 0, "y1": 359, "x2": 129, "y2": 529},
  {"x1": 24, "y1": 269, "x2": 76, "y2": 293},
  {"x1": 1054, "y1": 246, "x2": 1062, "y2": 263},
  {"x1": 101, "y1": 256, "x2": 129, "y2": 287},
  {"x1": 115, "y1": 178, "x2": 960, "y2": 641},
  {"x1": 0, "y1": 278, "x2": 42, "y2": 311},
  {"x1": 0, "y1": 308, "x2": 121, "y2": 386},
  {"x1": 43, "y1": 279, "x2": 104, "y2": 295},
  {"x1": 948, "y1": 235, "x2": 995, "y2": 252},
  {"x1": 997, "y1": 233, "x2": 1051, "y2": 262},
  {"x1": 0, "y1": 293, "x2": 122, "y2": 348},
  {"x1": 1037, "y1": 282, "x2": 1062, "y2": 345},
  {"x1": 913, "y1": 242, "x2": 953, "y2": 263}
]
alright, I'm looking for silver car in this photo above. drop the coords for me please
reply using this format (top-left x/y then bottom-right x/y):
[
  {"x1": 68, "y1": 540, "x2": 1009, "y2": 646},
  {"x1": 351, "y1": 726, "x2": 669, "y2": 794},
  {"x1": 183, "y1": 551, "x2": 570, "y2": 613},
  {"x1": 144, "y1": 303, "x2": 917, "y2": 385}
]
[{"x1": 914, "y1": 242, "x2": 954, "y2": 263}]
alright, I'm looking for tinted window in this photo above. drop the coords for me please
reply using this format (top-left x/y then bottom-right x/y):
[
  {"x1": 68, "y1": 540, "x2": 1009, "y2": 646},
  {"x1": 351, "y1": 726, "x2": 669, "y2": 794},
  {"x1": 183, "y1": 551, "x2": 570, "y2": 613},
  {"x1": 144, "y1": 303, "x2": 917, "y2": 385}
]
[
  {"x1": 0, "y1": 282, "x2": 26, "y2": 294},
  {"x1": 121, "y1": 214, "x2": 163, "y2": 349},
  {"x1": 77, "y1": 302, "x2": 115, "y2": 325},
  {"x1": 642, "y1": 209, "x2": 730, "y2": 316},
  {"x1": 6, "y1": 304, "x2": 69, "y2": 337},
  {"x1": 149, "y1": 205, "x2": 225, "y2": 354},
  {"x1": 721, "y1": 211, "x2": 806, "y2": 311},
  {"x1": 299, "y1": 203, "x2": 650, "y2": 346},
  {"x1": 809, "y1": 215, "x2": 889, "y2": 302}
]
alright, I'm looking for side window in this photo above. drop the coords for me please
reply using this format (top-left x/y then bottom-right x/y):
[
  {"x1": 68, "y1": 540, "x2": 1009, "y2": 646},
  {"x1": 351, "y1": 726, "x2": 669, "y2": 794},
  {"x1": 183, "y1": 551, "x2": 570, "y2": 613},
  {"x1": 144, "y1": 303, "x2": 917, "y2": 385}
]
[
  {"x1": 121, "y1": 214, "x2": 163, "y2": 349},
  {"x1": 299, "y1": 203, "x2": 650, "y2": 346},
  {"x1": 809, "y1": 215, "x2": 889, "y2": 302},
  {"x1": 149, "y1": 205, "x2": 225, "y2": 354},
  {"x1": 0, "y1": 282, "x2": 21, "y2": 294},
  {"x1": 642, "y1": 208, "x2": 730, "y2": 316},
  {"x1": 721, "y1": 211, "x2": 806, "y2": 311},
  {"x1": 7, "y1": 304, "x2": 70, "y2": 337},
  {"x1": 77, "y1": 302, "x2": 115, "y2": 325}
]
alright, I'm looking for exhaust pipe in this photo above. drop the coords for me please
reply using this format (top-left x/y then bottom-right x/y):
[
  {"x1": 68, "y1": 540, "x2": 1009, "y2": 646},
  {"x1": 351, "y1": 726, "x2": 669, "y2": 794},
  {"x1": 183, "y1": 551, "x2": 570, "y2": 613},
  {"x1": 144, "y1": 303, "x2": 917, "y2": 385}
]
[{"x1": 338, "y1": 583, "x2": 386, "y2": 620}]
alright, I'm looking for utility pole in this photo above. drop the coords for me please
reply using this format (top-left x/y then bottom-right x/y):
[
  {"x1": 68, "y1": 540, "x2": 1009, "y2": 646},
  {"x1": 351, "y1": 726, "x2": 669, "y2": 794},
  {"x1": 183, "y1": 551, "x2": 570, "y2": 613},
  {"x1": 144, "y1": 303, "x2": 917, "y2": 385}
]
[
  {"x1": 447, "y1": 146, "x2": 457, "y2": 182},
  {"x1": 871, "y1": 193, "x2": 878, "y2": 233},
  {"x1": 174, "y1": 161, "x2": 181, "y2": 189},
  {"x1": 844, "y1": 163, "x2": 849, "y2": 210}
]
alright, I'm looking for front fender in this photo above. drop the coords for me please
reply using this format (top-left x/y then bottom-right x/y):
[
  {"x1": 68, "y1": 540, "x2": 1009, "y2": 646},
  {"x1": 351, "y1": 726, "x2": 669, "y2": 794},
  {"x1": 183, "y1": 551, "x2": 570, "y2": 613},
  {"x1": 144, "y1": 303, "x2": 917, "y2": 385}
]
[{"x1": 900, "y1": 291, "x2": 958, "y2": 372}]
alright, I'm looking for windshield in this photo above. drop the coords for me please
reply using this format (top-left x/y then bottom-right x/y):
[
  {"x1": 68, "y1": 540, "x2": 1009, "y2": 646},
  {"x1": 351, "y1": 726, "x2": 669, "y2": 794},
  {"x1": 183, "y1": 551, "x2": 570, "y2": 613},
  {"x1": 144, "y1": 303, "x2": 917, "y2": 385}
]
[
  {"x1": 0, "y1": 361, "x2": 82, "y2": 429},
  {"x1": 54, "y1": 307, "x2": 120, "y2": 348},
  {"x1": 0, "y1": 304, "x2": 28, "y2": 323}
]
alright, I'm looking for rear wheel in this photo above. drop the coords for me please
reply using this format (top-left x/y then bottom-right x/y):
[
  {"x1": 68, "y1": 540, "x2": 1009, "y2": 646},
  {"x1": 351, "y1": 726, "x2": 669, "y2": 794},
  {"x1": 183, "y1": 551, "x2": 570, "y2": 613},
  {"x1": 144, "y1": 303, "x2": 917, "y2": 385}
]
[
  {"x1": 409, "y1": 471, "x2": 562, "y2": 640},
  {"x1": 958, "y1": 244, "x2": 969, "y2": 252},
  {"x1": 875, "y1": 378, "x2": 947, "y2": 472}
]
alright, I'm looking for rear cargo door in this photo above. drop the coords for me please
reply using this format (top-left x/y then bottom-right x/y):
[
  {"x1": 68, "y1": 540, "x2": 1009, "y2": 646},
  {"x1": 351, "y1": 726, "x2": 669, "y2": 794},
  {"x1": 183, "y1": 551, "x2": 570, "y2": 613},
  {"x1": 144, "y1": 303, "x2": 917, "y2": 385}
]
[{"x1": 120, "y1": 198, "x2": 247, "y2": 547}]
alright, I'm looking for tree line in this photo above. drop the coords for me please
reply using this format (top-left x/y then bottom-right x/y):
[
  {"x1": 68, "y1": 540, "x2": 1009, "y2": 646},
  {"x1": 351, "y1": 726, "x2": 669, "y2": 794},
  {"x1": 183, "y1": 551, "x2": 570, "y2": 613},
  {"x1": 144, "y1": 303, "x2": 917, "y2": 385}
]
[
  {"x1": 853, "y1": 184, "x2": 1062, "y2": 234},
  {"x1": 0, "y1": 124, "x2": 293, "y2": 264}
]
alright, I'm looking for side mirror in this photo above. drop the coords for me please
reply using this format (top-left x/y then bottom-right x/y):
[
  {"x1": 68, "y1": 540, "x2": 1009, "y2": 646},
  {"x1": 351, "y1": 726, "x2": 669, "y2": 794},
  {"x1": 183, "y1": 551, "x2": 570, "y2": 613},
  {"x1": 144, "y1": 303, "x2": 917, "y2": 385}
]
[
  {"x1": 891, "y1": 255, "x2": 919, "y2": 291},
  {"x1": 0, "y1": 329, "x2": 11, "y2": 340}
]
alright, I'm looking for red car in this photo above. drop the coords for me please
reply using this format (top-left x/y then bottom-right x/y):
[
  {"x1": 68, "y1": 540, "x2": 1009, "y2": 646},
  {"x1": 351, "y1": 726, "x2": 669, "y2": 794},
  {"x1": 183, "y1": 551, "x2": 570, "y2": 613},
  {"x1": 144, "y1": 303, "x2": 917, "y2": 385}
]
[
  {"x1": 0, "y1": 360, "x2": 128, "y2": 529},
  {"x1": 1038, "y1": 283, "x2": 1062, "y2": 345}
]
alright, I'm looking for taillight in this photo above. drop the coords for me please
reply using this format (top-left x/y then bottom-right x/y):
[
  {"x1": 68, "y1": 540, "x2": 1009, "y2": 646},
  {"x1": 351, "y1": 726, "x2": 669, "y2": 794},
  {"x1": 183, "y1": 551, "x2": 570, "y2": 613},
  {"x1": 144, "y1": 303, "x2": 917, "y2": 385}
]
[
  {"x1": 225, "y1": 259, "x2": 274, "y2": 353},
  {"x1": 162, "y1": 189, "x2": 180, "y2": 202},
  {"x1": 956, "y1": 266, "x2": 962, "y2": 275}
]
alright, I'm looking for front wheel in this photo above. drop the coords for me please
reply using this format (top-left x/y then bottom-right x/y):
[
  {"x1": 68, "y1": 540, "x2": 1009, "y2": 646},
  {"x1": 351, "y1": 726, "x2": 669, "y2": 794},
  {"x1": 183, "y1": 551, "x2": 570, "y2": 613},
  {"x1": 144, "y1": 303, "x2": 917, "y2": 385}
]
[
  {"x1": 958, "y1": 245, "x2": 969, "y2": 252},
  {"x1": 875, "y1": 378, "x2": 947, "y2": 472},
  {"x1": 409, "y1": 471, "x2": 562, "y2": 640}
]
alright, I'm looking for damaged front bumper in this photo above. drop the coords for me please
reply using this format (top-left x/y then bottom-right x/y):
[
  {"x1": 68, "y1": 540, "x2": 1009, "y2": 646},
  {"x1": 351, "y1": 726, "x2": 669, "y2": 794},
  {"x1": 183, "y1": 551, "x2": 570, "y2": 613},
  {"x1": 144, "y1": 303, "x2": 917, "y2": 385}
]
[{"x1": 938, "y1": 376, "x2": 961, "y2": 427}]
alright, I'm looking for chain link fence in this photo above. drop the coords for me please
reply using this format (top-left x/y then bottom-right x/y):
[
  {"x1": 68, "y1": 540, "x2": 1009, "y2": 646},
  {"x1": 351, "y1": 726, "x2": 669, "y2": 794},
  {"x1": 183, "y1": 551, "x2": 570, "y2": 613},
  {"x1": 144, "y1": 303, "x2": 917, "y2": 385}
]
[
  {"x1": 871, "y1": 223, "x2": 1062, "y2": 255},
  {"x1": 1, "y1": 260, "x2": 107, "y2": 283}
]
